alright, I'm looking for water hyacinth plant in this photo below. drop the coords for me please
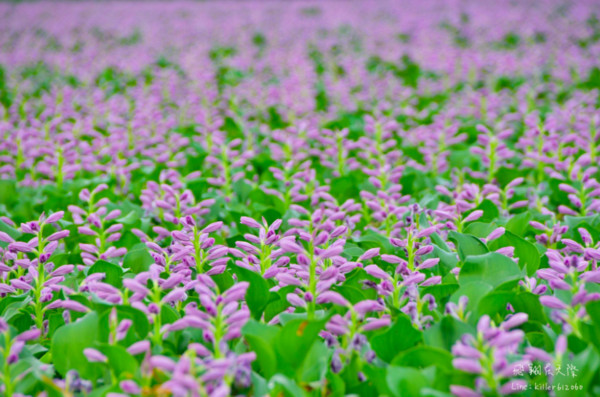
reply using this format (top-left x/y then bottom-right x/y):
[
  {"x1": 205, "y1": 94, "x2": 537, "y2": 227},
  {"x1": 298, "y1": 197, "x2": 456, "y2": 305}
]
[{"x1": 1, "y1": 0, "x2": 600, "y2": 396}]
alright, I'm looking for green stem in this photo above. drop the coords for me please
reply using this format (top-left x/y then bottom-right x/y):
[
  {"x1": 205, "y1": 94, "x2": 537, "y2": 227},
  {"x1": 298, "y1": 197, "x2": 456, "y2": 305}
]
[
  {"x1": 34, "y1": 226, "x2": 46, "y2": 333},
  {"x1": 213, "y1": 305, "x2": 224, "y2": 358},
  {"x1": 3, "y1": 332, "x2": 14, "y2": 396},
  {"x1": 307, "y1": 222, "x2": 317, "y2": 320},
  {"x1": 488, "y1": 139, "x2": 497, "y2": 183}
]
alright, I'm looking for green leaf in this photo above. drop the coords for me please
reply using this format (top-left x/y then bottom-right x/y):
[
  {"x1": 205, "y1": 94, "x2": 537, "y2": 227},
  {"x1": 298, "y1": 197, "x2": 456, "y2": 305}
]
[
  {"x1": 211, "y1": 271, "x2": 235, "y2": 293},
  {"x1": 51, "y1": 312, "x2": 100, "y2": 380},
  {"x1": 269, "y1": 374, "x2": 305, "y2": 397},
  {"x1": 477, "y1": 290, "x2": 515, "y2": 319},
  {"x1": 421, "y1": 284, "x2": 459, "y2": 304},
  {"x1": 340, "y1": 268, "x2": 377, "y2": 301},
  {"x1": 88, "y1": 260, "x2": 123, "y2": 288},
  {"x1": 466, "y1": 199, "x2": 499, "y2": 224},
  {"x1": 448, "y1": 231, "x2": 489, "y2": 262},
  {"x1": 122, "y1": 245, "x2": 154, "y2": 273},
  {"x1": 264, "y1": 289, "x2": 293, "y2": 323},
  {"x1": 231, "y1": 265, "x2": 271, "y2": 320},
  {"x1": 459, "y1": 252, "x2": 523, "y2": 288},
  {"x1": 97, "y1": 305, "x2": 149, "y2": 343},
  {"x1": 449, "y1": 281, "x2": 493, "y2": 318},
  {"x1": 342, "y1": 243, "x2": 364, "y2": 260},
  {"x1": 488, "y1": 230, "x2": 540, "y2": 276},
  {"x1": 96, "y1": 343, "x2": 139, "y2": 378},
  {"x1": 370, "y1": 315, "x2": 422, "y2": 363},
  {"x1": 391, "y1": 345, "x2": 454, "y2": 371},
  {"x1": 512, "y1": 292, "x2": 547, "y2": 324},
  {"x1": 463, "y1": 222, "x2": 497, "y2": 238},
  {"x1": 116, "y1": 210, "x2": 141, "y2": 226},
  {"x1": 432, "y1": 245, "x2": 459, "y2": 272},
  {"x1": 553, "y1": 346, "x2": 599, "y2": 396},
  {"x1": 160, "y1": 304, "x2": 179, "y2": 325},
  {"x1": 332, "y1": 284, "x2": 369, "y2": 305},
  {"x1": 496, "y1": 166, "x2": 525, "y2": 188},
  {"x1": 0, "y1": 180, "x2": 17, "y2": 207},
  {"x1": 0, "y1": 219, "x2": 21, "y2": 249},
  {"x1": 330, "y1": 176, "x2": 360, "y2": 203},
  {"x1": 386, "y1": 366, "x2": 428, "y2": 397},
  {"x1": 564, "y1": 215, "x2": 600, "y2": 231},
  {"x1": 275, "y1": 318, "x2": 328, "y2": 375},
  {"x1": 242, "y1": 320, "x2": 279, "y2": 379},
  {"x1": 356, "y1": 230, "x2": 395, "y2": 254},
  {"x1": 506, "y1": 212, "x2": 532, "y2": 237},
  {"x1": 424, "y1": 316, "x2": 475, "y2": 351},
  {"x1": 299, "y1": 340, "x2": 330, "y2": 383},
  {"x1": 362, "y1": 363, "x2": 392, "y2": 395},
  {"x1": 430, "y1": 233, "x2": 451, "y2": 252},
  {"x1": 0, "y1": 293, "x2": 29, "y2": 316}
]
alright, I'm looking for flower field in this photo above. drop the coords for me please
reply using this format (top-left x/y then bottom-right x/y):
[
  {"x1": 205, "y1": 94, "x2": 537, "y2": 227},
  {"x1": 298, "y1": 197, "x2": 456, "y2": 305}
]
[{"x1": 1, "y1": 1, "x2": 600, "y2": 396}]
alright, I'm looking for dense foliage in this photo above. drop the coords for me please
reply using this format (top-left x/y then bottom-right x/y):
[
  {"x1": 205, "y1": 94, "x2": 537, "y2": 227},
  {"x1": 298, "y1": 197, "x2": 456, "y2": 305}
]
[{"x1": 1, "y1": 1, "x2": 600, "y2": 396}]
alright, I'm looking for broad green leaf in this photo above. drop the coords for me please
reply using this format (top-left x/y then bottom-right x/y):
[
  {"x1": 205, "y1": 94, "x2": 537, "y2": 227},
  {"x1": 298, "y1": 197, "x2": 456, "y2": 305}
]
[
  {"x1": 356, "y1": 230, "x2": 395, "y2": 253},
  {"x1": 275, "y1": 318, "x2": 328, "y2": 376},
  {"x1": 51, "y1": 312, "x2": 100, "y2": 380},
  {"x1": 88, "y1": 260, "x2": 123, "y2": 288},
  {"x1": 330, "y1": 176, "x2": 360, "y2": 203},
  {"x1": 96, "y1": 343, "x2": 139, "y2": 378},
  {"x1": 512, "y1": 292, "x2": 547, "y2": 324},
  {"x1": 392, "y1": 345, "x2": 454, "y2": 371},
  {"x1": 459, "y1": 252, "x2": 523, "y2": 287},
  {"x1": 299, "y1": 340, "x2": 330, "y2": 383},
  {"x1": 464, "y1": 222, "x2": 497, "y2": 238},
  {"x1": 242, "y1": 320, "x2": 279, "y2": 379},
  {"x1": 506, "y1": 212, "x2": 532, "y2": 236},
  {"x1": 386, "y1": 366, "x2": 428, "y2": 397},
  {"x1": 231, "y1": 265, "x2": 271, "y2": 320},
  {"x1": 0, "y1": 219, "x2": 21, "y2": 249},
  {"x1": 424, "y1": 316, "x2": 475, "y2": 351},
  {"x1": 421, "y1": 284, "x2": 459, "y2": 304},
  {"x1": 477, "y1": 290, "x2": 515, "y2": 319},
  {"x1": 448, "y1": 231, "x2": 489, "y2": 262},
  {"x1": 465, "y1": 199, "x2": 499, "y2": 224},
  {"x1": 553, "y1": 346, "x2": 599, "y2": 397},
  {"x1": 369, "y1": 314, "x2": 422, "y2": 363},
  {"x1": 122, "y1": 245, "x2": 154, "y2": 273},
  {"x1": 488, "y1": 230, "x2": 540, "y2": 276}
]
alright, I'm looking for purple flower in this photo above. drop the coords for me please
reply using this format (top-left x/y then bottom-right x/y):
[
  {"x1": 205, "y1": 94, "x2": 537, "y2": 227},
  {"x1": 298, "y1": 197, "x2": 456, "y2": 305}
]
[
  {"x1": 16, "y1": 328, "x2": 41, "y2": 341},
  {"x1": 358, "y1": 248, "x2": 380, "y2": 261},
  {"x1": 83, "y1": 348, "x2": 107, "y2": 363},
  {"x1": 453, "y1": 358, "x2": 482, "y2": 374},
  {"x1": 240, "y1": 216, "x2": 262, "y2": 229},
  {"x1": 127, "y1": 340, "x2": 150, "y2": 355},
  {"x1": 364, "y1": 265, "x2": 390, "y2": 280},
  {"x1": 149, "y1": 355, "x2": 176, "y2": 371},
  {"x1": 463, "y1": 210, "x2": 483, "y2": 223},
  {"x1": 316, "y1": 291, "x2": 349, "y2": 307},
  {"x1": 47, "y1": 230, "x2": 70, "y2": 241},
  {"x1": 539, "y1": 295, "x2": 568, "y2": 310}
]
